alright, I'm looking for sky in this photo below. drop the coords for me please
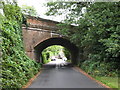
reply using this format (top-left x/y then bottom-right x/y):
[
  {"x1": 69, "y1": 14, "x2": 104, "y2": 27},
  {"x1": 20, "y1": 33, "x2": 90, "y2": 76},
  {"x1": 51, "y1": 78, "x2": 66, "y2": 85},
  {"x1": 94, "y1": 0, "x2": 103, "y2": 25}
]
[{"x1": 17, "y1": 0, "x2": 64, "y2": 22}]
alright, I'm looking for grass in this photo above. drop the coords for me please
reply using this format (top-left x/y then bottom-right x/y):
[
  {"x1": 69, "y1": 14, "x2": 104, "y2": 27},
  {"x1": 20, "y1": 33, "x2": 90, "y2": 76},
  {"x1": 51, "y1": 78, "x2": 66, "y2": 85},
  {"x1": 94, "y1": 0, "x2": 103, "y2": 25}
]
[
  {"x1": 94, "y1": 76, "x2": 118, "y2": 88},
  {"x1": 66, "y1": 60, "x2": 71, "y2": 63}
]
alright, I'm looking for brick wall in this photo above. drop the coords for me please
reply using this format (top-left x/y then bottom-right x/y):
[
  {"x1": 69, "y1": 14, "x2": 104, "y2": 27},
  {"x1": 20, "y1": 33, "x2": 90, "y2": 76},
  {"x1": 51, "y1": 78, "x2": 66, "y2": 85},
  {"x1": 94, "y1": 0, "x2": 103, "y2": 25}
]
[{"x1": 22, "y1": 16, "x2": 60, "y2": 60}]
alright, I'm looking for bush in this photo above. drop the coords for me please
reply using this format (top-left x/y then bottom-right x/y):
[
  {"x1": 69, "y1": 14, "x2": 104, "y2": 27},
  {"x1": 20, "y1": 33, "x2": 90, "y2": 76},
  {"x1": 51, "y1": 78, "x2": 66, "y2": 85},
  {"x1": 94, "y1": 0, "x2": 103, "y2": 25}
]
[
  {"x1": 80, "y1": 59, "x2": 118, "y2": 77},
  {"x1": 1, "y1": 1, "x2": 41, "y2": 88}
]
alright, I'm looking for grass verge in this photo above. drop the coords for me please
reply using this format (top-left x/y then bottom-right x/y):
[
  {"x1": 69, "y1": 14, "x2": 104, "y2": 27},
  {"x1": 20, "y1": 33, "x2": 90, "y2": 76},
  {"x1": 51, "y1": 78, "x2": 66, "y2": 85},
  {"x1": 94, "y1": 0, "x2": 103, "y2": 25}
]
[{"x1": 94, "y1": 76, "x2": 118, "y2": 88}]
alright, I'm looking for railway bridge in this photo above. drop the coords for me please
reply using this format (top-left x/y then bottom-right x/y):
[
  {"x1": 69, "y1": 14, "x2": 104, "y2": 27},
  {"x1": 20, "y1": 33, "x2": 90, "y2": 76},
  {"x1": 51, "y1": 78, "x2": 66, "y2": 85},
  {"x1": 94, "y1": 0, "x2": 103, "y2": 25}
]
[{"x1": 22, "y1": 16, "x2": 82, "y2": 64}]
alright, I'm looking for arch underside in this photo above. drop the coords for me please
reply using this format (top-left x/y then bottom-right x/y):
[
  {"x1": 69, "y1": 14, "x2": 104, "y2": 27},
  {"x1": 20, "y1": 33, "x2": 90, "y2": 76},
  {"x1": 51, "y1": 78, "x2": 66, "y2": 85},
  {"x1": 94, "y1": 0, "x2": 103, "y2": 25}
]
[{"x1": 34, "y1": 37, "x2": 79, "y2": 65}]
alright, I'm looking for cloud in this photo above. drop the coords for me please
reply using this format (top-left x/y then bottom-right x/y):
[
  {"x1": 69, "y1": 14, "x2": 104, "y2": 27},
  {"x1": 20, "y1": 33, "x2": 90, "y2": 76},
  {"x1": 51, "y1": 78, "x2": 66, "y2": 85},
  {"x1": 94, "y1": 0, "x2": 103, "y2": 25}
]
[{"x1": 17, "y1": 0, "x2": 64, "y2": 22}]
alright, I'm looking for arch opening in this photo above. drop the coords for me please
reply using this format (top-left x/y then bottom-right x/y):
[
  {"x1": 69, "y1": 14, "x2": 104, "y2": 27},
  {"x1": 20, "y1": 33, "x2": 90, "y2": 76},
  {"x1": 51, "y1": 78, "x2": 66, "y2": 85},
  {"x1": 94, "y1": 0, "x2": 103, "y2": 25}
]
[
  {"x1": 34, "y1": 37, "x2": 79, "y2": 65},
  {"x1": 41, "y1": 45, "x2": 71, "y2": 64}
]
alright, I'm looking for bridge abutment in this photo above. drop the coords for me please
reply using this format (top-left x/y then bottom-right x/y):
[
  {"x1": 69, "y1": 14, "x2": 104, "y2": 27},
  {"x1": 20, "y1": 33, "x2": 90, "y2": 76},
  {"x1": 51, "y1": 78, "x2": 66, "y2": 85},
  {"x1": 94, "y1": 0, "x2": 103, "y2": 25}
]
[{"x1": 22, "y1": 16, "x2": 81, "y2": 65}]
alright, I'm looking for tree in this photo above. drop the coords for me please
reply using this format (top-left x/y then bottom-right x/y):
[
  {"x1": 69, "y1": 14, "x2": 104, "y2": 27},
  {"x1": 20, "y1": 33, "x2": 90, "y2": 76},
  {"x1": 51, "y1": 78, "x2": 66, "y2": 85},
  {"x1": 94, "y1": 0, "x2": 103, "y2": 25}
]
[
  {"x1": 42, "y1": 45, "x2": 69, "y2": 63},
  {"x1": 21, "y1": 5, "x2": 37, "y2": 16},
  {"x1": 45, "y1": 2, "x2": 120, "y2": 75}
]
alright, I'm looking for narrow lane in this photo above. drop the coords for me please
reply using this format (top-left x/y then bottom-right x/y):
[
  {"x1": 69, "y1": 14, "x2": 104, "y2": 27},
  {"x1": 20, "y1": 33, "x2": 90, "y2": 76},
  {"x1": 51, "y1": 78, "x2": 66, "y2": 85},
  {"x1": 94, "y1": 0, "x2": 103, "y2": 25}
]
[{"x1": 28, "y1": 63, "x2": 107, "y2": 88}]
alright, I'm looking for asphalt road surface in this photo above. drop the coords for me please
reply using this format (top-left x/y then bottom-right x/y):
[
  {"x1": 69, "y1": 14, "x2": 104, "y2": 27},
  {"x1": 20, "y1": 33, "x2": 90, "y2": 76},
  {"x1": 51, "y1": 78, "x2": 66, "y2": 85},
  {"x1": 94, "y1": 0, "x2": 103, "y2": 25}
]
[{"x1": 28, "y1": 62, "x2": 107, "y2": 89}]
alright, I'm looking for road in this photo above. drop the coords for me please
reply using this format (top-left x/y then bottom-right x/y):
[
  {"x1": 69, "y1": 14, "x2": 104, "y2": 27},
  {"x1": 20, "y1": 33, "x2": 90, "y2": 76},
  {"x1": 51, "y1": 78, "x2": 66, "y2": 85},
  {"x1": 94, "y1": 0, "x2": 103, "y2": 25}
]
[{"x1": 28, "y1": 61, "x2": 107, "y2": 88}]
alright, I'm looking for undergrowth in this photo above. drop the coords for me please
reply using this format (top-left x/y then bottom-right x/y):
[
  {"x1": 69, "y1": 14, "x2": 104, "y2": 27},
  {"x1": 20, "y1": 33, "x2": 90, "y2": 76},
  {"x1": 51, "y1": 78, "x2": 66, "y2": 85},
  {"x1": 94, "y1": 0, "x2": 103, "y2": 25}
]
[
  {"x1": 0, "y1": 1, "x2": 41, "y2": 88},
  {"x1": 79, "y1": 59, "x2": 118, "y2": 77}
]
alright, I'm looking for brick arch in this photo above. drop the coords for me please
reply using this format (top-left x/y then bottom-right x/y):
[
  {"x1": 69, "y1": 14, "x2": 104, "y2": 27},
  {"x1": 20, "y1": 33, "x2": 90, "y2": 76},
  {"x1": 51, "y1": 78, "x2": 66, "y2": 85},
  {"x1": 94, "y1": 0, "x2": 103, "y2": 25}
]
[
  {"x1": 22, "y1": 16, "x2": 82, "y2": 65},
  {"x1": 34, "y1": 37, "x2": 79, "y2": 65}
]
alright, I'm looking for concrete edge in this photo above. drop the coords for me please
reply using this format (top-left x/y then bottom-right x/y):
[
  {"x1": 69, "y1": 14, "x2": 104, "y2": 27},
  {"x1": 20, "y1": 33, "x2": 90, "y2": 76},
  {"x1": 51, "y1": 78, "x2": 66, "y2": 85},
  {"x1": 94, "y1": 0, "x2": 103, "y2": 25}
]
[
  {"x1": 73, "y1": 66, "x2": 114, "y2": 90},
  {"x1": 22, "y1": 69, "x2": 42, "y2": 88}
]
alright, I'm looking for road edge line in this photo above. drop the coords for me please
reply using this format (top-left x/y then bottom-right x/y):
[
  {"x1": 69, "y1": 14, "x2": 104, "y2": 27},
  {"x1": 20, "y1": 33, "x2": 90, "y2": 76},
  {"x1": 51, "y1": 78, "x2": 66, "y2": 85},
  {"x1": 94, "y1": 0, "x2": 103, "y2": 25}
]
[
  {"x1": 22, "y1": 69, "x2": 42, "y2": 88},
  {"x1": 73, "y1": 66, "x2": 113, "y2": 89}
]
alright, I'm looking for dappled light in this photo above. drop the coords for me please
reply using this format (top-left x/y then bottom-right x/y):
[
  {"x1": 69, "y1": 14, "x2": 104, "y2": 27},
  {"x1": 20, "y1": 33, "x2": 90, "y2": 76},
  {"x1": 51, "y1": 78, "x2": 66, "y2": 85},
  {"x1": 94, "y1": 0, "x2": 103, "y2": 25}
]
[
  {"x1": 41, "y1": 45, "x2": 72, "y2": 68},
  {"x1": 42, "y1": 45, "x2": 71, "y2": 63}
]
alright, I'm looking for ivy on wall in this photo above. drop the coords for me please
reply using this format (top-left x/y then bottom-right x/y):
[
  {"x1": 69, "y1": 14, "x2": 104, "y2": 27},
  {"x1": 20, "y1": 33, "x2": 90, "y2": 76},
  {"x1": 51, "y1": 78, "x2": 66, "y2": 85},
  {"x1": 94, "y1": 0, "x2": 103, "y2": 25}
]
[{"x1": 0, "y1": 1, "x2": 41, "y2": 88}]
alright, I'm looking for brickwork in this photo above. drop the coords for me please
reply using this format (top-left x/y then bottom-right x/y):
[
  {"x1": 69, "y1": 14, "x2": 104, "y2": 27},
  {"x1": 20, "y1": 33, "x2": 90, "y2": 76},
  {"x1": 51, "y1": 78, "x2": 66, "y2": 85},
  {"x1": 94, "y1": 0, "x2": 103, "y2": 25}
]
[
  {"x1": 27, "y1": 16, "x2": 59, "y2": 31},
  {"x1": 22, "y1": 16, "x2": 61, "y2": 60},
  {"x1": 27, "y1": 16, "x2": 58, "y2": 27},
  {"x1": 22, "y1": 16, "x2": 80, "y2": 64}
]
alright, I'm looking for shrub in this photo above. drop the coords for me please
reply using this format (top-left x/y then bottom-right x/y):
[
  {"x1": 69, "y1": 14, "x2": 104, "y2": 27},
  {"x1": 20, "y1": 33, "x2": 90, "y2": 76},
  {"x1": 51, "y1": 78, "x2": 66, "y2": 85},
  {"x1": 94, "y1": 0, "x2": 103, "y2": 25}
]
[{"x1": 1, "y1": 1, "x2": 41, "y2": 88}]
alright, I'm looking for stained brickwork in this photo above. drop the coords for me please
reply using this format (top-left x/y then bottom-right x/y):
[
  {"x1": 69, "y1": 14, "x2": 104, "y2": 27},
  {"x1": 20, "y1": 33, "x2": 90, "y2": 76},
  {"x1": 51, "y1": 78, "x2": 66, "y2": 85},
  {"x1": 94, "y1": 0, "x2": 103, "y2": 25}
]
[
  {"x1": 22, "y1": 16, "x2": 61, "y2": 60},
  {"x1": 22, "y1": 16, "x2": 79, "y2": 64}
]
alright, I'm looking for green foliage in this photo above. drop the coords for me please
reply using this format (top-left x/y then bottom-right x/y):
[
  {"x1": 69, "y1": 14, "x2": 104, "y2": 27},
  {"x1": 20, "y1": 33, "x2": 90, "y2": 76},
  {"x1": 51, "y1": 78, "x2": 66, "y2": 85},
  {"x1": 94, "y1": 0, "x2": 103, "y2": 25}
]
[
  {"x1": 21, "y1": 5, "x2": 37, "y2": 16},
  {"x1": 42, "y1": 45, "x2": 66, "y2": 64},
  {"x1": 80, "y1": 60, "x2": 118, "y2": 77},
  {"x1": 63, "y1": 48, "x2": 71, "y2": 60},
  {"x1": 1, "y1": 1, "x2": 41, "y2": 88},
  {"x1": 46, "y1": 2, "x2": 119, "y2": 76},
  {"x1": 95, "y1": 76, "x2": 118, "y2": 88},
  {"x1": 42, "y1": 52, "x2": 51, "y2": 64},
  {"x1": 43, "y1": 45, "x2": 64, "y2": 55},
  {"x1": 3, "y1": 2, "x2": 22, "y2": 23}
]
